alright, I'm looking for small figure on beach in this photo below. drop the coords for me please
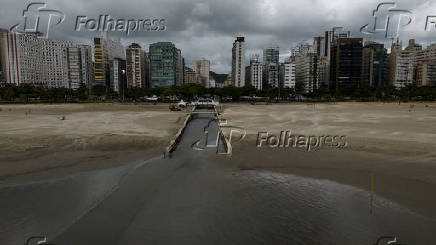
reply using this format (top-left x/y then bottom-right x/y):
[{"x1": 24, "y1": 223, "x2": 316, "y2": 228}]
[{"x1": 409, "y1": 104, "x2": 415, "y2": 112}]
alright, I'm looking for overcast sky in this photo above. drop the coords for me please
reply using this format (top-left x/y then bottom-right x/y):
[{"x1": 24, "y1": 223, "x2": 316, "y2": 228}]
[{"x1": 1, "y1": 0, "x2": 436, "y2": 73}]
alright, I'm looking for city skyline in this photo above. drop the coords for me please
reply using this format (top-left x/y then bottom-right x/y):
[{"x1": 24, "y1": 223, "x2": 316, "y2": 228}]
[
  {"x1": 2, "y1": 1, "x2": 436, "y2": 244},
  {"x1": 2, "y1": 27, "x2": 436, "y2": 90},
  {"x1": 1, "y1": 0, "x2": 436, "y2": 73}
]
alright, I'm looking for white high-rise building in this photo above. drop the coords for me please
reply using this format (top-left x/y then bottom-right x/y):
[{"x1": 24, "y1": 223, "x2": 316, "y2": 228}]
[
  {"x1": 66, "y1": 45, "x2": 93, "y2": 89},
  {"x1": 388, "y1": 42, "x2": 414, "y2": 88},
  {"x1": 284, "y1": 62, "x2": 296, "y2": 88},
  {"x1": 193, "y1": 58, "x2": 210, "y2": 88},
  {"x1": 126, "y1": 43, "x2": 145, "y2": 88},
  {"x1": 231, "y1": 37, "x2": 245, "y2": 87},
  {"x1": 249, "y1": 57, "x2": 262, "y2": 90},
  {"x1": 0, "y1": 29, "x2": 21, "y2": 85},
  {"x1": 0, "y1": 31, "x2": 72, "y2": 87},
  {"x1": 295, "y1": 54, "x2": 318, "y2": 93},
  {"x1": 41, "y1": 38, "x2": 72, "y2": 88},
  {"x1": 291, "y1": 43, "x2": 313, "y2": 57},
  {"x1": 413, "y1": 43, "x2": 436, "y2": 87}
]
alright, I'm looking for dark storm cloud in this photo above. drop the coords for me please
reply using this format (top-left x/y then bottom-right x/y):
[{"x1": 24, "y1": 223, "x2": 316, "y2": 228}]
[{"x1": 1, "y1": 0, "x2": 435, "y2": 73}]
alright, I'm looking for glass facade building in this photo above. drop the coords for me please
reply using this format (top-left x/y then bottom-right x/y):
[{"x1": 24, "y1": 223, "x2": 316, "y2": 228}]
[{"x1": 149, "y1": 42, "x2": 179, "y2": 88}]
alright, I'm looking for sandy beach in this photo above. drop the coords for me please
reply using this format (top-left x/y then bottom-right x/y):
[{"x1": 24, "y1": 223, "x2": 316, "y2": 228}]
[
  {"x1": 219, "y1": 102, "x2": 436, "y2": 217},
  {"x1": 2, "y1": 102, "x2": 436, "y2": 217},
  {"x1": 0, "y1": 103, "x2": 186, "y2": 182}
]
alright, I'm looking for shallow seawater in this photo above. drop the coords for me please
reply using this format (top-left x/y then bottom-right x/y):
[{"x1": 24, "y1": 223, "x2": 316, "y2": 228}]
[{"x1": 1, "y1": 111, "x2": 435, "y2": 245}]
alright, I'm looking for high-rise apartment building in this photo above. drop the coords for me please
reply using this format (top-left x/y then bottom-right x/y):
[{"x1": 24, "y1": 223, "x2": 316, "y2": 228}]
[
  {"x1": 93, "y1": 32, "x2": 125, "y2": 88},
  {"x1": 264, "y1": 63, "x2": 280, "y2": 88},
  {"x1": 0, "y1": 29, "x2": 9, "y2": 84},
  {"x1": 295, "y1": 53, "x2": 318, "y2": 93},
  {"x1": 0, "y1": 31, "x2": 72, "y2": 87},
  {"x1": 193, "y1": 58, "x2": 210, "y2": 88},
  {"x1": 387, "y1": 41, "x2": 414, "y2": 88},
  {"x1": 291, "y1": 43, "x2": 312, "y2": 57},
  {"x1": 66, "y1": 45, "x2": 93, "y2": 89},
  {"x1": 0, "y1": 29, "x2": 96, "y2": 89},
  {"x1": 312, "y1": 37, "x2": 329, "y2": 87},
  {"x1": 284, "y1": 61, "x2": 296, "y2": 89},
  {"x1": 361, "y1": 41, "x2": 387, "y2": 87},
  {"x1": 184, "y1": 67, "x2": 200, "y2": 84},
  {"x1": 41, "y1": 38, "x2": 72, "y2": 88},
  {"x1": 414, "y1": 43, "x2": 436, "y2": 86},
  {"x1": 126, "y1": 43, "x2": 145, "y2": 88},
  {"x1": 0, "y1": 51, "x2": 4, "y2": 84},
  {"x1": 263, "y1": 44, "x2": 280, "y2": 87},
  {"x1": 323, "y1": 26, "x2": 352, "y2": 59},
  {"x1": 231, "y1": 37, "x2": 246, "y2": 87},
  {"x1": 109, "y1": 58, "x2": 126, "y2": 94},
  {"x1": 149, "y1": 42, "x2": 179, "y2": 88},
  {"x1": 319, "y1": 27, "x2": 351, "y2": 88},
  {"x1": 316, "y1": 56, "x2": 329, "y2": 88},
  {"x1": 331, "y1": 27, "x2": 351, "y2": 40},
  {"x1": 313, "y1": 37, "x2": 326, "y2": 57},
  {"x1": 405, "y1": 39, "x2": 422, "y2": 52},
  {"x1": 93, "y1": 37, "x2": 106, "y2": 87},
  {"x1": 291, "y1": 42, "x2": 320, "y2": 92},
  {"x1": 249, "y1": 57, "x2": 262, "y2": 90},
  {"x1": 330, "y1": 38, "x2": 363, "y2": 90},
  {"x1": 263, "y1": 44, "x2": 280, "y2": 64}
]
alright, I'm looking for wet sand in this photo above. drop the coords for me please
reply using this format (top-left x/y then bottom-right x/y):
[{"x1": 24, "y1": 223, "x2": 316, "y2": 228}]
[
  {"x1": 220, "y1": 102, "x2": 436, "y2": 217},
  {"x1": 0, "y1": 103, "x2": 186, "y2": 183},
  {"x1": 2, "y1": 109, "x2": 435, "y2": 245}
]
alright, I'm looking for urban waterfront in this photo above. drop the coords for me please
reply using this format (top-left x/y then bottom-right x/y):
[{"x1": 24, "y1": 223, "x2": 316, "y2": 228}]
[{"x1": 2, "y1": 0, "x2": 436, "y2": 244}]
